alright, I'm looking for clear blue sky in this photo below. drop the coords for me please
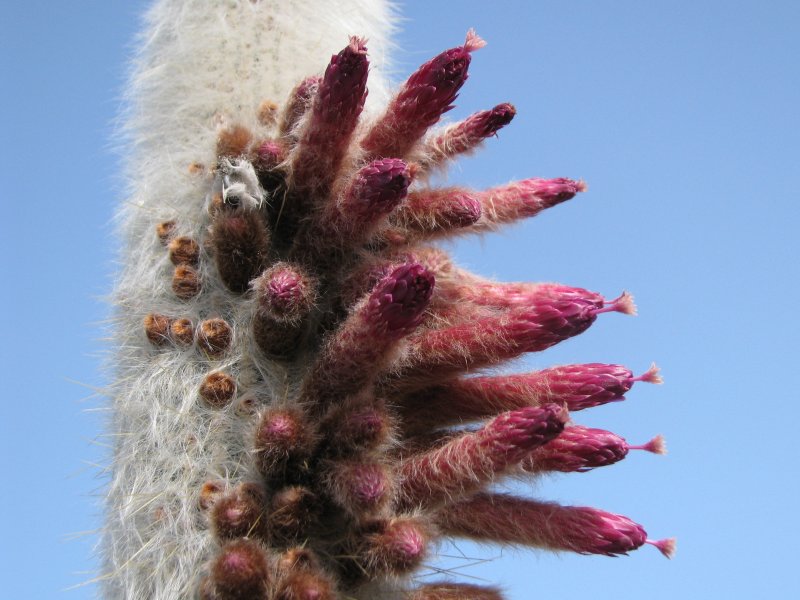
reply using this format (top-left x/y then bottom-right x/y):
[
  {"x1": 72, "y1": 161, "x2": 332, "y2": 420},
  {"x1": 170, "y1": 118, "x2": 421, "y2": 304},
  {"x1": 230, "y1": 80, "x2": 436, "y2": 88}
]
[{"x1": 1, "y1": 1, "x2": 798, "y2": 598}]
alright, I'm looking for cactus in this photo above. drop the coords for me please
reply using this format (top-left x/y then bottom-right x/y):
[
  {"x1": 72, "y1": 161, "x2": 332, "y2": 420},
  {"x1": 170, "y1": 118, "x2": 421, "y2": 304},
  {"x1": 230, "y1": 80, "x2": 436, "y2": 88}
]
[{"x1": 107, "y1": 1, "x2": 673, "y2": 598}]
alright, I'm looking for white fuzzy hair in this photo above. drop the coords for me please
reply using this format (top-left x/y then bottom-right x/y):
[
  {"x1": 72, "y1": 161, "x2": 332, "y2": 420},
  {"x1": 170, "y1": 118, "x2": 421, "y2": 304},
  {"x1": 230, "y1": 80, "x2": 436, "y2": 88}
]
[{"x1": 105, "y1": 1, "x2": 396, "y2": 598}]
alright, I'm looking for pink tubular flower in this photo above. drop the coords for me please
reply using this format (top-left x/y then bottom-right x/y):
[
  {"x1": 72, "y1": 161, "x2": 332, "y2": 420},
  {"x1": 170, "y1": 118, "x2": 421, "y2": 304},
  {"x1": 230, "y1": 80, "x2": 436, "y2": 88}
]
[
  {"x1": 399, "y1": 362, "x2": 663, "y2": 432},
  {"x1": 419, "y1": 102, "x2": 516, "y2": 172},
  {"x1": 301, "y1": 262, "x2": 434, "y2": 408},
  {"x1": 279, "y1": 75, "x2": 322, "y2": 138},
  {"x1": 291, "y1": 37, "x2": 369, "y2": 202},
  {"x1": 328, "y1": 158, "x2": 412, "y2": 240},
  {"x1": 399, "y1": 363, "x2": 661, "y2": 431},
  {"x1": 402, "y1": 285, "x2": 612, "y2": 385},
  {"x1": 361, "y1": 30, "x2": 485, "y2": 159},
  {"x1": 435, "y1": 493, "x2": 675, "y2": 558},
  {"x1": 522, "y1": 426, "x2": 667, "y2": 473},
  {"x1": 397, "y1": 404, "x2": 565, "y2": 510},
  {"x1": 391, "y1": 188, "x2": 483, "y2": 240},
  {"x1": 474, "y1": 177, "x2": 587, "y2": 230}
]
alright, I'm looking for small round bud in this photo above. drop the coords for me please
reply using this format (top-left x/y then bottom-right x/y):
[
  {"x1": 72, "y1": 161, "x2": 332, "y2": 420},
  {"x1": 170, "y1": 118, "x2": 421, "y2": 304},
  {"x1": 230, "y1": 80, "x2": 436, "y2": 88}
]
[
  {"x1": 198, "y1": 480, "x2": 225, "y2": 511},
  {"x1": 198, "y1": 318, "x2": 233, "y2": 358},
  {"x1": 257, "y1": 100, "x2": 279, "y2": 126},
  {"x1": 156, "y1": 220, "x2": 176, "y2": 245},
  {"x1": 217, "y1": 124, "x2": 253, "y2": 158},
  {"x1": 203, "y1": 539, "x2": 270, "y2": 600},
  {"x1": 168, "y1": 236, "x2": 200, "y2": 266},
  {"x1": 199, "y1": 372, "x2": 236, "y2": 408},
  {"x1": 172, "y1": 265, "x2": 201, "y2": 300},
  {"x1": 211, "y1": 482, "x2": 267, "y2": 541},
  {"x1": 144, "y1": 313, "x2": 171, "y2": 347},
  {"x1": 169, "y1": 318, "x2": 194, "y2": 347},
  {"x1": 268, "y1": 486, "x2": 318, "y2": 545}
]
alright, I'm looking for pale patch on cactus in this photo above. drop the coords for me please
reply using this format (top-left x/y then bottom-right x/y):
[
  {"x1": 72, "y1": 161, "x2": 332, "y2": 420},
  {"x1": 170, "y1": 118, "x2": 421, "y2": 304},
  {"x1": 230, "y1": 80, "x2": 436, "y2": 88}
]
[{"x1": 106, "y1": 1, "x2": 671, "y2": 598}]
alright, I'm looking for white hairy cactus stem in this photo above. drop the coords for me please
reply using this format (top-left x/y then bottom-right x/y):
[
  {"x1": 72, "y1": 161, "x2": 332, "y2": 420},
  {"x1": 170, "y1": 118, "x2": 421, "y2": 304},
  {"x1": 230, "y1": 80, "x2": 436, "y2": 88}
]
[{"x1": 107, "y1": 2, "x2": 395, "y2": 598}]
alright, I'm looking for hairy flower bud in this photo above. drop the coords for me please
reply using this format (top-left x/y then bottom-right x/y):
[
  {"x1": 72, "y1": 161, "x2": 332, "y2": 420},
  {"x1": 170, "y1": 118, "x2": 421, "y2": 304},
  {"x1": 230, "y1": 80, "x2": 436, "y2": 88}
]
[
  {"x1": 522, "y1": 426, "x2": 666, "y2": 473},
  {"x1": 301, "y1": 262, "x2": 434, "y2": 408},
  {"x1": 201, "y1": 539, "x2": 271, "y2": 600},
  {"x1": 419, "y1": 102, "x2": 516, "y2": 172},
  {"x1": 436, "y1": 493, "x2": 675, "y2": 558},
  {"x1": 362, "y1": 30, "x2": 485, "y2": 159},
  {"x1": 398, "y1": 404, "x2": 566, "y2": 510}
]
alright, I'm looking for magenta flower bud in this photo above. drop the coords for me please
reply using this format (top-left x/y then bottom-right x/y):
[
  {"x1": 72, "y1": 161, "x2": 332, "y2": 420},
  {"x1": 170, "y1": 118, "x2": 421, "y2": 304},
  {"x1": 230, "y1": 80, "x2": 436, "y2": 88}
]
[
  {"x1": 316, "y1": 37, "x2": 370, "y2": 125},
  {"x1": 291, "y1": 38, "x2": 370, "y2": 206},
  {"x1": 474, "y1": 177, "x2": 587, "y2": 231},
  {"x1": 362, "y1": 30, "x2": 485, "y2": 159},
  {"x1": 321, "y1": 398, "x2": 393, "y2": 456},
  {"x1": 436, "y1": 493, "x2": 675, "y2": 558},
  {"x1": 523, "y1": 426, "x2": 666, "y2": 473},
  {"x1": 327, "y1": 461, "x2": 392, "y2": 517},
  {"x1": 399, "y1": 362, "x2": 663, "y2": 432},
  {"x1": 301, "y1": 262, "x2": 434, "y2": 409},
  {"x1": 366, "y1": 262, "x2": 436, "y2": 337},
  {"x1": 357, "y1": 517, "x2": 429, "y2": 577},
  {"x1": 397, "y1": 404, "x2": 566, "y2": 510},
  {"x1": 420, "y1": 102, "x2": 516, "y2": 172},
  {"x1": 348, "y1": 159, "x2": 411, "y2": 216},
  {"x1": 201, "y1": 539, "x2": 271, "y2": 600},
  {"x1": 330, "y1": 158, "x2": 412, "y2": 240},
  {"x1": 254, "y1": 407, "x2": 315, "y2": 480},
  {"x1": 280, "y1": 75, "x2": 322, "y2": 138},
  {"x1": 405, "y1": 285, "x2": 606, "y2": 383},
  {"x1": 253, "y1": 139, "x2": 285, "y2": 170},
  {"x1": 255, "y1": 262, "x2": 316, "y2": 322},
  {"x1": 391, "y1": 188, "x2": 482, "y2": 241},
  {"x1": 252, "y1": 262, "x2": 316, "y2": 359},
  {"x1": 535, "y1": 363, "x2": 645, "y2": 411}
]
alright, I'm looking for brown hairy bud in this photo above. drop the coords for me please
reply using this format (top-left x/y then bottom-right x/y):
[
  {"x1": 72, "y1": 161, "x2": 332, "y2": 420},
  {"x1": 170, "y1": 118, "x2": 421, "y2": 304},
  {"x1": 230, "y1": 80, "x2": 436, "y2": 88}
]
[
  {"x1": 268, "y1": 486, "x2": 318, "y2": 545},
  {"x1": 280, "y1": 76, "x2": 321, "y2": 138},
  {"x1": 210, "y1": 210, "x2": 271, "y2": 293},
  {"x1": 168, "y1": 236, "x2": 200, "y2": 266},
  {"x1": 172, "y1": 265, "x2": 201, "y2": 300},
  {"x1": 197, "y1": 318, "x2": 233, "y2": 358},
  {"x1": 169, "y1": 318, "x2": 194, "y2": 347},
  {"x1": 257, "y1": 100, "x2": 279, "y2": 126},
  {"x1": 357, "y1": 517, "x2": 429, "y2": 577},
  {"x1": 202, "y1": 539, "x2": 270, "y2": 600},
  {"x1": 199, "y1": 480, "x2": 225, "y2": 511},
  {"x1": 321, "y1": 398, "x2": 392, "y2": 456},
  {"x1": 276, "y1": 548, "x2": 322, "y2": 574},
  {"x1": 199, "y1": 372, "x2": 237, "y2": 408},
  {"x1": 275, "y1": 571, "x2": 335, "y2": 600},
  {"x1": 156, "y1": 220, "x2": 176, "y2": 245},
  {"x1": 217, "y1": 124, "x2": 253, "y2": 158},
  {"x1": 211, "y1": 482, "x2": 267, "y2": 541},
  {"x1": 144, "y1": 313, "x2": 172, "y2": 346},
  {"x1": 252, "y1": 263, "x2": 316, "y2": 359}
]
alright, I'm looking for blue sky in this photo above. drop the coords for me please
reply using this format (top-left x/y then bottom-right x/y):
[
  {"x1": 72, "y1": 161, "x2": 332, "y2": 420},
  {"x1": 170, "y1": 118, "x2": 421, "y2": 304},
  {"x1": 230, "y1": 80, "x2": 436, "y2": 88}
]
[{"x1": 1, "y1": 1, "x2": 798, "y2": 598}]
